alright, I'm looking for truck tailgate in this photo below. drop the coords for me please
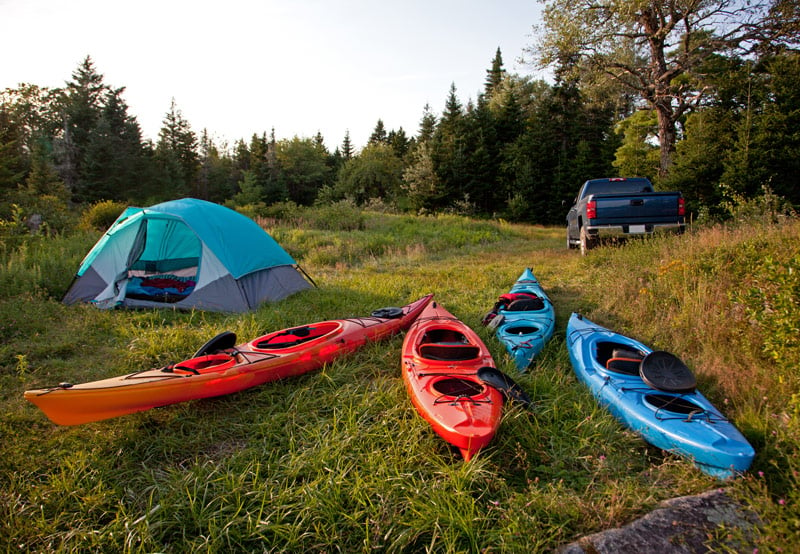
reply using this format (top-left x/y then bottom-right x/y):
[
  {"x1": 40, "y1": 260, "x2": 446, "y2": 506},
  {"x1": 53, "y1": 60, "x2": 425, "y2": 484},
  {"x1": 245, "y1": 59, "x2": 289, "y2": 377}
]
[{"x1": 593, "y1": 193, "x2": 681, "y2": 223}]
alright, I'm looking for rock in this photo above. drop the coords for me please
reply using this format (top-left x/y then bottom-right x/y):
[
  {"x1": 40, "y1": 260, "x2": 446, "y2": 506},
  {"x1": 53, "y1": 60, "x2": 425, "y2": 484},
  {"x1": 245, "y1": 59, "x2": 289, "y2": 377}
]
[{"x1": 559, "y1": 489, "x2": 760, "y2": 553}]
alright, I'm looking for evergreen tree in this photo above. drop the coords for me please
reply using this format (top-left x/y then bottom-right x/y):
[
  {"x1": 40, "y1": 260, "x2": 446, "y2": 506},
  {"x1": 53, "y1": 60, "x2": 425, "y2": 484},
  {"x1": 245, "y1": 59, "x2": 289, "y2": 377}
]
[
  {"x1": 402, "y1": 141, "x2": 441, "y2": 212},
  {"x1": 82, "y1": 87, "x2": 148, "y2": 201},
  {"x1": 0, "y1": 107, "x2": 28, "y2": 197},
  {"x1": 721, "y1": 52, "x2": 800, "y2": 205},
  {"x1": 59, "y1": 56, "x2": 106, "y2": 200},
  {"x1": 430, "y1": 83, "x2": 468, "y2": 209},
  {"x1": 198, "y1": 130, "x2": 236, "y2": 202},
  {"x1": 664, "y1": 108, "x2": 734, "y2": 216},
  {"x1": 484, "y1": 47, "x2": 506, "y2": 98},
  {"x1": 368, "y1": 119, "x2": 388, "y2": 145},
  {"x1": 230, "y1": 169, "x2": 265, "y2": 206},
  {"x1": 341, "y1": 130, "x2": 354, "y2": 160},
  {"x1": 155, "y1": 98, "x2": 199, "y2": 197},
  {"x1": 24, "y1": 136, "x2": 67, "y2": 200},
  {"x1": 387, "y1": 127, "x2": 410, "y2": 159},
  {"x1": 417, "y1": 104, "x2": 437, "y2": 144},
  {"x1": 612, "y1": 109, "x2": 660, "y2": 181},
  {"x1": 461, "y1": 95, "x2": 499, "y2": 214}
]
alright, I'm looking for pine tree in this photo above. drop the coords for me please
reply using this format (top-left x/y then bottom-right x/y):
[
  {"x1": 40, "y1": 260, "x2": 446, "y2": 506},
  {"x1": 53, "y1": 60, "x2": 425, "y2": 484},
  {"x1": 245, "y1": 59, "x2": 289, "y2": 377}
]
[
  {"x1": 341, "y1": 130, "x2": 354, "y2": 160},
  {"x1": 387, "y1": 127, "x2": 410, "y2": 159},
  {"x1": 0, "y1": 107, "x2": 28, "y2": 196},
  {"x1": 24, "y1": 137, "x2": 67, "y2": 200},
  {"x1": 429, "y1": 83, "x2": 467, "y2": 209},
  {"x1": 59, "y1": 56, "x2": 107, "y2": 199},
  {"x1": 368, "y1": 119, "x2": 388, "y2": 144},
  {"x1": 83, "y1": 87, "x2": 147, "y2": 201},
  {"x1": 417, "y1": 104, "x2": 437, "y2": 144},
  {"x1": 485, "y1": 48, "x2": 506, "y2": 97},
  {"x1": 155, "y1": 98, "x2": 199, "y2": 197}
]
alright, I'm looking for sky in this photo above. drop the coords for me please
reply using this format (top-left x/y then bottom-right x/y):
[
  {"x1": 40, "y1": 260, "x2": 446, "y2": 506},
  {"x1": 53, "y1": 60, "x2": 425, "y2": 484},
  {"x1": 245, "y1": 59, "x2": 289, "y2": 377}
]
[{"x1": 1, "y1": 0, "x2": 545, "y2": 151}]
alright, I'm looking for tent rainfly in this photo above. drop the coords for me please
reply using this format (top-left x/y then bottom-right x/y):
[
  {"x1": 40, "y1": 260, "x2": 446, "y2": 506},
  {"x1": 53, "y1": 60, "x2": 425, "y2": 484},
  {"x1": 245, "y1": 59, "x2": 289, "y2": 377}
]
[{"x1": 62, "y1": 198, "x2": 313, "y2": 312}]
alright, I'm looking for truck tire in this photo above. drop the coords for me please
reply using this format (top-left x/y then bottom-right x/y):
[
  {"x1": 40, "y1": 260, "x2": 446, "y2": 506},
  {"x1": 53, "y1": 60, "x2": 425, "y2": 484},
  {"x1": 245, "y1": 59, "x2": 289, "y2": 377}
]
[
  {"x1": 567, "y1": 228, "x2": 578, "y2": 249},
  {"x1": 579, "y1": 226, "x2": 596, "y2": 256}
]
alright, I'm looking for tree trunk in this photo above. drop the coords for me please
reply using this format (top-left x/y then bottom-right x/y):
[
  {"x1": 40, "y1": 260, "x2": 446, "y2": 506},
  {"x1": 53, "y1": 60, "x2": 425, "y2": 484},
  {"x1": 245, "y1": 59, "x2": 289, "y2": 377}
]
[{"x1": 655, "y1": 101, "x2": 676, "y2": 178}]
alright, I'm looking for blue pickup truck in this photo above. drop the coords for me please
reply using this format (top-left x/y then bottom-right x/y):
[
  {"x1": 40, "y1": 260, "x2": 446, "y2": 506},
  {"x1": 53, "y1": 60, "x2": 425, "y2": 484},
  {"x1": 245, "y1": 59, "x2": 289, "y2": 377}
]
[{"x1": 566, "y1": 177, "x2": 686, "y2": 254}]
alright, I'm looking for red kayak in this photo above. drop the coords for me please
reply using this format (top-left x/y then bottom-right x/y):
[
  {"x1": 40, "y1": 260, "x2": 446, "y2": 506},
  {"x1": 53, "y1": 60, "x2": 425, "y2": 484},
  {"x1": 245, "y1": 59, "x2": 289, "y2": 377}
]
[
  {"x1": 401, "y1": 300, "x2": 503, "y2": 461},
  {"x1": 25, "y1": 294, "x2": 433, "y2": 425}
]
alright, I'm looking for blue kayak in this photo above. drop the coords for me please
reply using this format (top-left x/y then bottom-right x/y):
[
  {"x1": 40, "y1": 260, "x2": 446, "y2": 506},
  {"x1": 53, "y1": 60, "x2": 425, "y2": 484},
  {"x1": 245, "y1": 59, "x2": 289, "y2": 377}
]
[
  {"x1": 484, "y1": 268, "x2": 555, "y2": 371},
  {"x1": 566, "y1": 313, "x2": 754, "y2": 479}
]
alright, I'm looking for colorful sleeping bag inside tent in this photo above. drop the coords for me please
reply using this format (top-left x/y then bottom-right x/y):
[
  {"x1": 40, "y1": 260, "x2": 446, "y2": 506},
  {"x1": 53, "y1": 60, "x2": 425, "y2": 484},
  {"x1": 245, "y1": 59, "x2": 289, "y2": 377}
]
[{"x1": 62, "y1": 198, "x2": 313, "y2": 312}]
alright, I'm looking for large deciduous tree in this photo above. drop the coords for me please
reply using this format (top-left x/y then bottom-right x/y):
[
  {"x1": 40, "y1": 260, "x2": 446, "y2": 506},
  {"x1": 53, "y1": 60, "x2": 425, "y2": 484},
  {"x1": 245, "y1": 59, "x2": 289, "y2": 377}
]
[{"x1": 531, "y1": 0, "x2": 781, "y2": 177}]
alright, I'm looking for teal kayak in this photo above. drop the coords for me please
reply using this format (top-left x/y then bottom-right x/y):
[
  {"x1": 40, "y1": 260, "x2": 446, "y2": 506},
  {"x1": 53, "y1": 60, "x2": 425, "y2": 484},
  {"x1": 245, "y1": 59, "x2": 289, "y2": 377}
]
[
  {"x1": 483, "y1": 268, "x2": 555, "y2": 371},
  {"x1": 566, "y1": 312, "x2": 754, "y2": 479}
]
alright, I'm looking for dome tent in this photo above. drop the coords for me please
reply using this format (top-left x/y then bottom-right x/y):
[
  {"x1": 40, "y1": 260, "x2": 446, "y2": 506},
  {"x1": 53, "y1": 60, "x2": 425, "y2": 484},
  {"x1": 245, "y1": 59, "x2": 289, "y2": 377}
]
[{"x1": 63, "y1": 198, "x2": 313, "y2": 312}]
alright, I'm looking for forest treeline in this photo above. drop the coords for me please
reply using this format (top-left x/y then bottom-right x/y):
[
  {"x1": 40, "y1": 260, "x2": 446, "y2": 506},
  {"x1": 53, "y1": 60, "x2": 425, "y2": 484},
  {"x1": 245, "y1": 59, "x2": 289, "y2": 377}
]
[{"x1": 1, "y1": 0, "x2": 799, "y2": 235}]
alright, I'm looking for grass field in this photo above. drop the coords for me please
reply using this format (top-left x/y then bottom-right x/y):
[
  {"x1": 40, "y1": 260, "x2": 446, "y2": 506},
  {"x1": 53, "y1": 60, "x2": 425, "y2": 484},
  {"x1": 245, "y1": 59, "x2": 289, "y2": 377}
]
[{"x1": 1, "y1": 211, "x2": 798, "y2": 552}]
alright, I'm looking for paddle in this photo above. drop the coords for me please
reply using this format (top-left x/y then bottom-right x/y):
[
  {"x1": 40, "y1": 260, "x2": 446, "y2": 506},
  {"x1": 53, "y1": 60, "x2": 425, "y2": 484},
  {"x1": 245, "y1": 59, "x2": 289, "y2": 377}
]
[{"x1": 477, "y1": 366, "x2": 532, "y2": 408}]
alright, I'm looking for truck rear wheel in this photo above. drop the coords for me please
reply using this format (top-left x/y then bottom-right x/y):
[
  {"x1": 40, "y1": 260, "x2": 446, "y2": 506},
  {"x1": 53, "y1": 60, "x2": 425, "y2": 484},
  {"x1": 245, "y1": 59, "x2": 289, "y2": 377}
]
[{"x1": 579, "y1": 226, "x2": 596, "y2": 255}]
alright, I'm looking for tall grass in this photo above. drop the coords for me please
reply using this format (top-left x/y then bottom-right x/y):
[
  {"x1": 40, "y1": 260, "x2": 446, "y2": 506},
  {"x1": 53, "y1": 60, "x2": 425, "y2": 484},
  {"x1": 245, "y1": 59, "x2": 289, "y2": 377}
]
[{"x1": 1, "y1": 209, "x2": 797, "y2": 551}]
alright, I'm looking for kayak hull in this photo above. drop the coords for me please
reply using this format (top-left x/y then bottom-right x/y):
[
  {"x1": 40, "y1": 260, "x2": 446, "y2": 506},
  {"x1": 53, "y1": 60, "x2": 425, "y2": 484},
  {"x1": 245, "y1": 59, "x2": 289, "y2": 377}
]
[
  {"x1": 566, "y1": 313, "x2": 754, "y2": 479},
  {"x1": 402, "y1": 301, "x2": 503, "y2": 461},
  {"x1": 25, "y1": 295, "x2": 433, "y2": 425},
  {"x1": 493, "y1": 268, "x2": 555, "y2": 370}
]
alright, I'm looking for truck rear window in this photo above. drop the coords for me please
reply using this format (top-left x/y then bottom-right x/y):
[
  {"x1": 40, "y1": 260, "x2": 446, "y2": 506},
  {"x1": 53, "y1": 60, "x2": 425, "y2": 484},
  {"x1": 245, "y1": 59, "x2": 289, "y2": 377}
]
[{"x1": 584, "y1": 181, "x2": 652, "y2": 197}]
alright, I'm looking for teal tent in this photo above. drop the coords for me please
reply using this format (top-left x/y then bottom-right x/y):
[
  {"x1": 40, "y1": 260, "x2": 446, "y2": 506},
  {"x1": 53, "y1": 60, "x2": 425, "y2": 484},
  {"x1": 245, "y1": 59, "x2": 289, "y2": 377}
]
[{"x1": 63, "y1": 198, "x2": 313, "y2": 312}]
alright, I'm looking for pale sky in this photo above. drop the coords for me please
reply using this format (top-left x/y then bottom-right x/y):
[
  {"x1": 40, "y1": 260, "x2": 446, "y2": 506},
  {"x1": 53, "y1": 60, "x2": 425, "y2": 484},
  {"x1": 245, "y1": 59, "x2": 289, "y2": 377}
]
[{"x1": 1, "y1": 0, "x2": 544, "y2": 151}]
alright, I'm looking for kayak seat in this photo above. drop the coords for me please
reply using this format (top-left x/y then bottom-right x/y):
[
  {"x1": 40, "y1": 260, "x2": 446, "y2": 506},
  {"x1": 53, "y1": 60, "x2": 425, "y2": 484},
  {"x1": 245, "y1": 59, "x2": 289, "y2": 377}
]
[
  {"x1": 420, "y1": 343, "x2": 480, "y2": 361},
  {"x1": 606, "y1": 357, "x2": 642, "y2": 375},
  {"x1": 505, "y1": 297, "x2": 545, "y2": 312},
  {"x1": 596, "y1": 341, "x2": 645, "y2": 369},
  {"x1": 423, "y1": 329, "x2": 467, "y2": 343}
]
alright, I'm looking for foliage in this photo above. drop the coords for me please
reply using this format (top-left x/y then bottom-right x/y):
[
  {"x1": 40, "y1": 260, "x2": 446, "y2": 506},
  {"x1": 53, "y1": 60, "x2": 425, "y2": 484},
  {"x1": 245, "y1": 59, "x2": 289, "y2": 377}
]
[
  {"x1": 297, "y1": 199, "x2": 365, "y2": 232},
  {"x1": 334, "y1": 143, "x2": 403, "y2": 205},
  {"x1": 612, "y1": 110, "x2": 659, "y2": 182},
  {"x1": 1, "y1": 42, "x2": 798, "y2": 228},
  {"x1": 275, "y1": 137, "x2": 331, "y2": 206},
  {"x1": 531, "y1": 0, "x2": 783, "y2": 176},
  {"x1": 720, "y1": 184, "x2": 796, "y2": 224},
  {"x1": 78, "y1": 199, "x2": 127, "y2": 231}
]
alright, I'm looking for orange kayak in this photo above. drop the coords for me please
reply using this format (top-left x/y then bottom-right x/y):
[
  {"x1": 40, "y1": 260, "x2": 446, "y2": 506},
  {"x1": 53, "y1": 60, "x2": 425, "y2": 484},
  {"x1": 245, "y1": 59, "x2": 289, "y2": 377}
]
[
  {"x1": 401, "y1": 300, "x2": 503, "y2": 461},
  {"x1": 25, "y1": 294, "x2": 433, "y2": 425}
]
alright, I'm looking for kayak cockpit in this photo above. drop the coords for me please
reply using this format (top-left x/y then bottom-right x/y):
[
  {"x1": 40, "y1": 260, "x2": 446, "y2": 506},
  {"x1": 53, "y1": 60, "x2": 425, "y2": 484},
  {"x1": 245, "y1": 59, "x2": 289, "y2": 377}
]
[
  {"x1": 171, "y1": 353, "x2": 237, "y2": 375},
  {"x1": 595, "y1": 341, "x2": 646, "y2": 375},
  {"x1": 419, "y1": 328, "x2": 480, "y2": 361},
  {"x1": 249, "y1": 321, "x2": 341, "y2": 351}
]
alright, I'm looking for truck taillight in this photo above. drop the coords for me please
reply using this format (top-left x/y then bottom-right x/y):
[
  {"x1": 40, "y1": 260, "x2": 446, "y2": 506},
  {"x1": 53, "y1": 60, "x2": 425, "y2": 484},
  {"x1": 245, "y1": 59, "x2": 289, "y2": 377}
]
[
  {"x1": 678, "y1": 197, "x2": 685, "y2": 216},
  {"x1": 586, "y1": 199, "x2": 597, "y2": 219}
]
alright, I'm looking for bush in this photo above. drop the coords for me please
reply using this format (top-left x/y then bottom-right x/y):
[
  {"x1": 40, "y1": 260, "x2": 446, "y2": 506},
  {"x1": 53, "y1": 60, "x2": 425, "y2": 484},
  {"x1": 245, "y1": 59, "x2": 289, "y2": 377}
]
[
  {"x1": 79, "y1": 200, "x2": 127, "y2": 231},
  {"x1": 303, "y1": 200, "x2": 364, "y2": 231}
]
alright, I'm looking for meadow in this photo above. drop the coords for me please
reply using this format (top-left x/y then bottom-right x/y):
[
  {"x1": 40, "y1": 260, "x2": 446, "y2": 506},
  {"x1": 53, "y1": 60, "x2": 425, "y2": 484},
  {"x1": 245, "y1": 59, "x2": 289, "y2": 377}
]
[{"x1": 1, "y1": 208, "x2": 798, "y2": 552}]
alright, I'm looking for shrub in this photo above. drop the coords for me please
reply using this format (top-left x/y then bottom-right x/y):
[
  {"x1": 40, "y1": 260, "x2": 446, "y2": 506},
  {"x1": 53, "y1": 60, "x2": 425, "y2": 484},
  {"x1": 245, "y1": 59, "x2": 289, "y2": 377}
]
[
  {"x1": 303, "y1": 200, "x2": 364, "y2": 231},
  {"x1": 79, "y1": 200, "x2": 127, "y2": 231}
]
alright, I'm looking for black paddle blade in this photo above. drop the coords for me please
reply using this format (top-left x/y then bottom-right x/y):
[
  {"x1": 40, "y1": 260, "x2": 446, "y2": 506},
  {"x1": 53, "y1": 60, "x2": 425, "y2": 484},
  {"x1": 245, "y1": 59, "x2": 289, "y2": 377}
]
[
  {"x1": 477, "y1": 366, "x2": 532, "y2": 407},
  {"x1": 193, "y1": 331, "x2": 237, "y2": 357}
]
